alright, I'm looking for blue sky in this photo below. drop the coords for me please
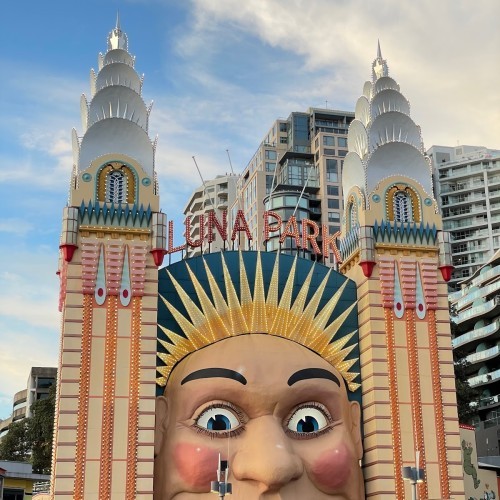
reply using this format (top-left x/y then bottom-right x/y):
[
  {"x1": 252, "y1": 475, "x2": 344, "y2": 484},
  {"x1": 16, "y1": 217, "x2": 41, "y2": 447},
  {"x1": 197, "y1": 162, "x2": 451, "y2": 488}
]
[{"x1": 0, "y1": 0, "x2": 499, "y2": 418}]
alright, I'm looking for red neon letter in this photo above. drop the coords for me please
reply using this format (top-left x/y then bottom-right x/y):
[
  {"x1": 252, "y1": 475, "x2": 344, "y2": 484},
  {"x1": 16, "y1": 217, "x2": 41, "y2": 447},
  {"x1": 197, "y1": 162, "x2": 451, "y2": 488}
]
[
  {"x1": 208, "y1": 210, "x2": 228, "y2": 243},
  {"x1": 263, "y1": 211, "x2": 282, "y2": 242},
  {"x1": 185, "y1": 215, "x2": 205, "y2": 248},
  {"x1": 301, "y1": 219, "x2": 321, "y2": 254},
  {"x1": 167, "y1": 220, "x2": 186, "y2": 254},
  {"x1": 231, "y1": 210, "x2": 252, "y2": 242},
  {"x1": 321, "y1": 224, "x2": 342, "y2": 263}
]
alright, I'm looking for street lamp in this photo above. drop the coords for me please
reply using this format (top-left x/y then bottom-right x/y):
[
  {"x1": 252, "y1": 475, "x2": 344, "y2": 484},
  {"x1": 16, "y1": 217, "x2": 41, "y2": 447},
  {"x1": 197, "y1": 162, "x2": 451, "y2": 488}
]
[
  {"x1": 403, "y1": 451, "x2": 425, "y2": 500},
  {"x1": 211, "y1": 454, "x2": 232, "y2": 499}
]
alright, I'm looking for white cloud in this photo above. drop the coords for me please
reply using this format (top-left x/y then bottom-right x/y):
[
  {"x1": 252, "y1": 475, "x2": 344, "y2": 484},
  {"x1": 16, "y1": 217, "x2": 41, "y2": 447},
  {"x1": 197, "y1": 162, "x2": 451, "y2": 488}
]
[{"x1": 182, "y1": 0, "x2": 500, "y2": 148}]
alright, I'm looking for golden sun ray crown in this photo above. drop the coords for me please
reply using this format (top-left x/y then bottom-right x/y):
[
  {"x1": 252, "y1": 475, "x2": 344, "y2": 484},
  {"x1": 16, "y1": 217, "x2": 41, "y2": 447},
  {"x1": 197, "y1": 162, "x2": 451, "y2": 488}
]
[{"x1": 157, "y1": 252, "x2": 360, "y2": 392}]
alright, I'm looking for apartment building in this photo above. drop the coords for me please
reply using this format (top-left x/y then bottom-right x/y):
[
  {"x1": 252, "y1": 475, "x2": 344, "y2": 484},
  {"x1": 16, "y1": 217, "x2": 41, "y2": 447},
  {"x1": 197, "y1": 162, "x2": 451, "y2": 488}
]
[
  {"x1": 429, "y1": 144, "x2": 500, "y2": 289},
  {"x1": 183, "y1": 174, "x2": 238, "y2": 258},
  {"x1": 0, "y1": 367, "x2": 56, "y2": 439},
  {"x1": 233, "y1": 107, "x2": 354, "y2": 262}
]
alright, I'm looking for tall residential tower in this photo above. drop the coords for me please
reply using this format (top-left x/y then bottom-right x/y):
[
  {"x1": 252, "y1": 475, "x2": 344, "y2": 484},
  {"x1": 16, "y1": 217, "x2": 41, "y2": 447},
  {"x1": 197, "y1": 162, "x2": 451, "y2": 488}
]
[{"x1": 234, "y1": 107, "x2": 353, "y2": 262}]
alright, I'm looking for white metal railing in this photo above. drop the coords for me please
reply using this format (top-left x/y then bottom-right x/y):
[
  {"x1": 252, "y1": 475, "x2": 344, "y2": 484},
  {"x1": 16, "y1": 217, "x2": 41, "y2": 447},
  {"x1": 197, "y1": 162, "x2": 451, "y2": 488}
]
[
  {"x1": 456, "y1": 280, "x2": 500, "y2": 310},
  {"x1": 452, "y1": 321, "x2": 500, "y2": 348},
  {"x1": 453, "y1": 296, "x2": 500, "y2": 324},
  {"x1": 466, "y1": 345, "x2": 500, "y2": 365},
  {"x1": 469, "y1": 367, "x2": 500, "y2": 387}
]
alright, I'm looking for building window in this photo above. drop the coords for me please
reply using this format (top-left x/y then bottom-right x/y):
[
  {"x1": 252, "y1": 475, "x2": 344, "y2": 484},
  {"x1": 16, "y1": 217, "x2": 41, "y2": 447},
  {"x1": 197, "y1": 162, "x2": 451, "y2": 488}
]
[
  {"x1": 323, "y1": 136, "x2": 335, "y2": 146},
  {"x1": 265, "y1": 150, "x2": 277, "y2": 160},
  {"x1": 265, "y1": 162, "x2": 276, "y2": 172},
  {"x1": 328, "y1": 212, "x2": 340, "y2": 222},
  {"x1": 279, "y1": 122, "x2": 287, "y2": 132},
  {"x1": 346, "y1": 196, "x2": 358, "y2": 231},
  {"x1": 337, "y1": 137, "x2": 348, "y2": 147},
  {"x1": 280, "y1": 137, "x2": 288, "y2": 144},
  {"x1": 338, "y1": 150, "x2": 348, "y2": 157},
  {"x1": 266, "y1": 175, "x2": 274, "y2": 194},
  {"x1": 98, "y1": 162, "x2": 135, "y2": 204},
  {"x1": 327, "y1": 199, "x2": 339, "y2": 209},
  {"x1": 387, "y1": 185, "x2": 420, "y2": 223},
  {"x1": 393, "y1": 191, "x2": 413, "y2": 222},
  {"x1": 324, "y1": 148, "x2": 336, "y2": 156},
  {"x1": 327, "y1": 185, "x2": 339, "y2": 196},
  {"x1": 106, "y1": 170, "x2": 127, "y2": 204},
  {"x1": 326, "y1": 159, "x2": 338, "y2": 182}
]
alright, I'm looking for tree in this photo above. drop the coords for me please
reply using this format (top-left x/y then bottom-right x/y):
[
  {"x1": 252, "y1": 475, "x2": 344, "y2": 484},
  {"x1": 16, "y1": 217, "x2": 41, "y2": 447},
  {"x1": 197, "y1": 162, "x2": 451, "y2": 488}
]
[
  {"x1": 454, "y1": 356, "x2": 480, "y2": 424},
  {"x1": 0, "y1": 418, "x2": 30, "y2": 462},
  {"x1": 27, "y1": 384, "x2": 56, "y2": 474}
]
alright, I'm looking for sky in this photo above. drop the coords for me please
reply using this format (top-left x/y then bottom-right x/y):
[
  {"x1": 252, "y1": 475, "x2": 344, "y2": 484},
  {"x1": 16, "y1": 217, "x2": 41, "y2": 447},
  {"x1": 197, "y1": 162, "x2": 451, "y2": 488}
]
[{"x1": 0, "y1": 0, "x2": 499, "y2": 419}]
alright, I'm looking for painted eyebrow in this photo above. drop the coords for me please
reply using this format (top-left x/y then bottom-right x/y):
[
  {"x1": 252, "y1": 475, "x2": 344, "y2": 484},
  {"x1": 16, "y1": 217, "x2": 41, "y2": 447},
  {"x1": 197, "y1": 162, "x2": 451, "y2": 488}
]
[
  {"x1": 287, "y1": 368, "x2": 341, "y2": 387},
  {"x1": 181, "y1": 368, "x2": 247, "y2": 386}
]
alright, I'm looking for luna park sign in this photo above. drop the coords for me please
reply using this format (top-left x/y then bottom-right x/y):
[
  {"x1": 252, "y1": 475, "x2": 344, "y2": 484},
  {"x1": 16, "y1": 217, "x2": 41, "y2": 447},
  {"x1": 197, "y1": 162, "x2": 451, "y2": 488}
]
[{"x1": 164, "y1": 209, "x2": 342, "y2": 262}]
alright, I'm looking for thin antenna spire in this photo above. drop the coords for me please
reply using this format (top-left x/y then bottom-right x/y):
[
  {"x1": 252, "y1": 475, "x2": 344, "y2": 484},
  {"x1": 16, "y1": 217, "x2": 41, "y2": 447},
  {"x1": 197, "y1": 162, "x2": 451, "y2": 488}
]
[
  {"x1": 225, "y1": 149, "x2": 235, "y2": 175},
  {"x1": 192, "y1": 156, "x2": 215, "y2": 208},
  {"x1": 116, "y1": 11, "x2": 121, "y2": 31},
  {"x1": 377, "y1": 39, "x2": 382, "y2": 59}
]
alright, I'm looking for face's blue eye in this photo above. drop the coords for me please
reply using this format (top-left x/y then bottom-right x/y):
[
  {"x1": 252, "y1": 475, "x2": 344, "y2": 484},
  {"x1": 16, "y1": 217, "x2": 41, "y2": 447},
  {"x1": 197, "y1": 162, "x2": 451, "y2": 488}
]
[
  {"x1": 287, "y1": 407, "x2": 329, "y2": 434},
  {"x1": 197, "y1": 407, "x2": 240, "y2": 432}
]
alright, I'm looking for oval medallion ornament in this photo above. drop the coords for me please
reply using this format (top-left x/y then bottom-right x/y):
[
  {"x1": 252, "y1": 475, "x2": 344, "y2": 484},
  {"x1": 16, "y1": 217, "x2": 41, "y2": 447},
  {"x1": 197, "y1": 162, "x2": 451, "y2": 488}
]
[
  {"x1": 372, "y1": 194, "x2": 380, "y2": 203},
  {"x1": 142, "y1": 177, "x2": 151, "y2": 186},
  {"x1": 82, "y1": 173, "x2": 92, "y2": 182},
  {"x1": 424, "y1": 198, "x2": 432, "y2": 206}
]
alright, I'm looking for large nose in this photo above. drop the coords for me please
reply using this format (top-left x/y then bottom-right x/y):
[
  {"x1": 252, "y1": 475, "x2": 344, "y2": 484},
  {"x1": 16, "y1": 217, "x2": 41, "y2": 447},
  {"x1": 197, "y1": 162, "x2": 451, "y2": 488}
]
[{"x1": 231, "y1": 415, "x2": 303, "y2": 491}]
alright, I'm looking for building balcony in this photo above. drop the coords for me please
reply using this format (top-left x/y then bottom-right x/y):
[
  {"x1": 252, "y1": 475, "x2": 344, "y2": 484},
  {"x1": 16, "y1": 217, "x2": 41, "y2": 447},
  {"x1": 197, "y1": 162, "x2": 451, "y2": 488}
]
[
  {"x1": 465, "y1": 345, "x2": 500, "y2": 367},
  {"x1": 452, "y1": 296, "x2": 500, "y2": 327},
  {"x1": 453, "y1": 320, "x2": 500, "y2": 349},
  {"x1": 468, "y1": 368, "x2": 500, "y2": 388},
  {"x1": 469, "y1": 264, "x2": 500, "y2": 288},
  {"x1": 444, "y1": 218, "x2": 488, "y2": 230},
  {"x1": 477, "y1": 393, "x2": 500, "y2": 411},
  {"x1": 455, "y1": 280, "x2": 500, "y2": 310}
]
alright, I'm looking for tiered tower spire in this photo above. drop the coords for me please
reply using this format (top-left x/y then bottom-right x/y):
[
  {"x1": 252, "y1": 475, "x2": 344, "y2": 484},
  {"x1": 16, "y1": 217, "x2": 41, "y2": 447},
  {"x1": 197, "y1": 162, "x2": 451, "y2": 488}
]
[
  {"x1": 338, "y1": 44, "x2": 462, "y2": 499},
  {"x1": 52, "y1": 20, "x2": 165, "y2": 500}
]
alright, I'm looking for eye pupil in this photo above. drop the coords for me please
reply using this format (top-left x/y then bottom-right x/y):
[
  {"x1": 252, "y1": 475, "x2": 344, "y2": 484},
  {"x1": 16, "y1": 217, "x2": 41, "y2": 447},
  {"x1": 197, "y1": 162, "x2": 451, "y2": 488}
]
[
  {"x1": 208, "y1": 414, "x2": 231, "y2": 431},
  {"x1": 297, "y1": 416, "x2": 319, "y2": 433}
]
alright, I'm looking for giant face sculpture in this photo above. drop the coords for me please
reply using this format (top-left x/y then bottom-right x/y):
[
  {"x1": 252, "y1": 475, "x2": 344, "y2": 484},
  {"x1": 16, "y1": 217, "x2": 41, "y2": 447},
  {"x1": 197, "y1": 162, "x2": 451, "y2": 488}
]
[{"x1": 155, "y1": 252, "x2": 365, "y2": 499}]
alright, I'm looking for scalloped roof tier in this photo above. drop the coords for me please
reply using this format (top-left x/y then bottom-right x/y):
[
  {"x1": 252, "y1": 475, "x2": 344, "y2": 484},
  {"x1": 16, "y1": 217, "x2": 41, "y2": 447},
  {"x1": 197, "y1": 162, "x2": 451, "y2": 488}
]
[
  {"x1": 74, "y1": 19, "x2": 155, "y2": 177},
  {"x1": 343, "y1": 43, "x2": 433, "y2": 202}
]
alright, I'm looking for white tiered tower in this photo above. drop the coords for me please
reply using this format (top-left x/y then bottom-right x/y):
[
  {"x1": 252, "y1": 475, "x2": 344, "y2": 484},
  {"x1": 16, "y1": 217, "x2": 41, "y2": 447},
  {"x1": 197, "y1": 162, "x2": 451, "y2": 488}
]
[
  {"x1": 339, "y1": 43, "x2": 464, "y2": 499},
  {"x1": 52, "y1": 18, "x2": 166, "y2": 499}
]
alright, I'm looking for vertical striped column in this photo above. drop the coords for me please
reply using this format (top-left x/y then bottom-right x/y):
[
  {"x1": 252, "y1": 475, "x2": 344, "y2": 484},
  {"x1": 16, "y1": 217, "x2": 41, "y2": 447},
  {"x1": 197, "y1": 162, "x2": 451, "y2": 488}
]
[
  {"x1": 126, "y1": 296, "x2": 142, "y2": 499},
  {"x1": 74, "y1": 294, "x2": 93, "y2": 499},
  {"x1": 384, "y1": 307, "x2": 404, "y2": 498},
  {"x1": 133, "y1": 245, "x2": 156, "y2": 496},
  {"x1": 99, "y1": 296, "x2": 118, "y2": 499},
  {"x1": 421, "y1": 259, "x2": 450, "y2": 498},
  {"x1": 405, "y1": 308, "x2": 428, "y2": 499}
]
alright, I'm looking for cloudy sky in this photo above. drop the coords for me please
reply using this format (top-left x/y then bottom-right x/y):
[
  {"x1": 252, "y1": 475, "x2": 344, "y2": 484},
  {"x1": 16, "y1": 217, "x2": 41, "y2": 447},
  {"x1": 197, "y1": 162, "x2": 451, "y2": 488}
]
[{"x1": 0, "y1": 0, "x2": 498, "y2": 418}]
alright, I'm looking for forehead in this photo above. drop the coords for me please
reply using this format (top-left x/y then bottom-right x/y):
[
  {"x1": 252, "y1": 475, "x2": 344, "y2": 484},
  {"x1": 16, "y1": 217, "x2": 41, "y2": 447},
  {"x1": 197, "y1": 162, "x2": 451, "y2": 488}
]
[{"x1": 167, "y1": 334, "x2": 343, "y2": 389}]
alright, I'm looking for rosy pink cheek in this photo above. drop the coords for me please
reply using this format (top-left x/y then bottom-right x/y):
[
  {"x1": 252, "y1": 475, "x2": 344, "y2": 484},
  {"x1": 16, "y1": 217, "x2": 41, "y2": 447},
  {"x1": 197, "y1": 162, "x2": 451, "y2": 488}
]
[
  {"x1": 309, "y1": 444, "x2": 354, "y2": 491},
  {"x1": 173, "y1": 442, "x2": 219, "y2": 490}
]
